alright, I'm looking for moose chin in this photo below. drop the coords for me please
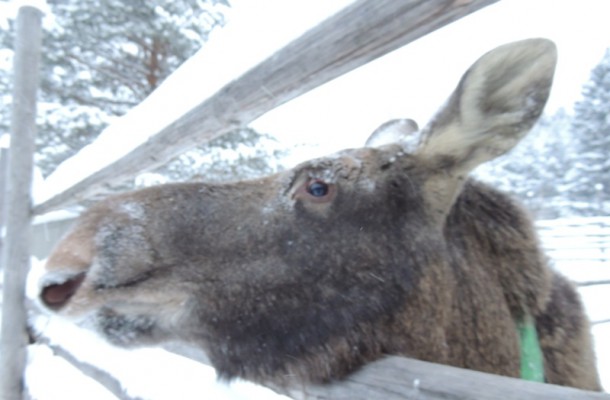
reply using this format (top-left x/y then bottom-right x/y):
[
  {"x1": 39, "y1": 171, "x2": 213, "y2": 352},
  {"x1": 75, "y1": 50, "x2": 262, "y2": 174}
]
[{"x1": 38, "y1": 38, "x2": 601, "y2": 391}]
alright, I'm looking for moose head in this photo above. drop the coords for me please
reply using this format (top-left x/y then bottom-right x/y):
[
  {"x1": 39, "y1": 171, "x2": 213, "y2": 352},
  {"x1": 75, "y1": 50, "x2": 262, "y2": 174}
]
[{"x1": 37, "y1": 39, "x2": 602, "y2": 390}]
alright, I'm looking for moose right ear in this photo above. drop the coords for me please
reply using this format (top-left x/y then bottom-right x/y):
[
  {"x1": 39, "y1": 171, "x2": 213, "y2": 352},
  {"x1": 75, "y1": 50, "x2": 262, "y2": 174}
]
[
  {"x1": 365, "y1": 118, "x2": 419, "y2": 148},
  {"x1": 416, "y1": 38, "x2": 557, "y2": 174}
]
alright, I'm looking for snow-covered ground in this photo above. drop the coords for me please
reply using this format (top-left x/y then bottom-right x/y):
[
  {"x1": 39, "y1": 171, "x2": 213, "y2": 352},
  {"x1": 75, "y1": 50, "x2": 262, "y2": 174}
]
[
  {"x1": 26, "y1": 319, "x2": 290, "y2": 400},
  {"x1": 26, "y1": 315, "x2": 290, "y2": 400}
]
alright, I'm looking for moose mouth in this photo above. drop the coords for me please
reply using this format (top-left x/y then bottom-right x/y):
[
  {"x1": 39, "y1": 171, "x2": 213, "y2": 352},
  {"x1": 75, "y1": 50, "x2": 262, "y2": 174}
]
[
  {"x1": 40, "y1": 268, "x2": 158, "y2": 312},
  {"x1": 40, "y1": 272, "x2": 86, "y2": 310}
]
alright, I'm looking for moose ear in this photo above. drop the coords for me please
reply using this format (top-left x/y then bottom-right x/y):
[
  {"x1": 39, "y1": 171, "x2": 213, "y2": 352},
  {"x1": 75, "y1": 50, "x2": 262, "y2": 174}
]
[
  {"x1": 365, "y1": 118, "x2": 419, "y2": 148},
  {"x1": 416, "y1": 38, "x2": 557, "y2": 174}
]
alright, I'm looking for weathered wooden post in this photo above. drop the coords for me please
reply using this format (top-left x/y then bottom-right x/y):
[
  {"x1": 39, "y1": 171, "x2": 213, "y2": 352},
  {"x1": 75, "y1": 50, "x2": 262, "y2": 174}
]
[
  {"x1": 0, "y1": 134, "x2": 9, "y2": 271},
  {"x1": 0, "y1": 5, "x2": 44, "y2": 400}
]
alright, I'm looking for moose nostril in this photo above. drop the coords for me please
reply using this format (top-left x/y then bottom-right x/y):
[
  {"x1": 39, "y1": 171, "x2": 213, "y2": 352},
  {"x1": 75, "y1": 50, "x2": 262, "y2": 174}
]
[{"x1": 41, "y1": 273, "x2": 86, "y2": 309}]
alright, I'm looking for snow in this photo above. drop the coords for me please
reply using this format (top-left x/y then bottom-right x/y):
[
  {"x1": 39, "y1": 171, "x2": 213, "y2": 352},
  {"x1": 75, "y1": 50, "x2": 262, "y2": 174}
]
[
  {"x1": 594, "y1": 324, "x2": 610, "y2": 390},
  {"x1": 32, "y1": 209, "x2": 80, "y2": 225},
  {"x1": 27, "y1": 316, "x2": 289, "y2": 400},
  {"x1": 27, "y1": 345, "x2": 117, "y2": 400},
  {"x1": 581, "y1": 285, "x2": 610, "y2": 323},
  {"x1": 0, "y1": 133, "x2": 9, "y2": 148}
]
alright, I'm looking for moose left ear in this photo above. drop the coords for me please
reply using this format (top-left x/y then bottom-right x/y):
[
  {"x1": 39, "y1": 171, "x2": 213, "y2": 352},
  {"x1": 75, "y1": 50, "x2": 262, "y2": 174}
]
[
  {"x1": 416, "y1": 38, "x2": 557, "y2": 174},
  {"x1": 365, "y1": 118, "x2": 419, "y2": 148},
  {"x1": 412, "y1": 39, "x2": 557, "y2": 223}
]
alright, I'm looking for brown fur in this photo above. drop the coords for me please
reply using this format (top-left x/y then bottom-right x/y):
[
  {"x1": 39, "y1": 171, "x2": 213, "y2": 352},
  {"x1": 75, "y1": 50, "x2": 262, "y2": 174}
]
[{"x1": 38, "y1": 39, "x2": 601, "y2": 390}]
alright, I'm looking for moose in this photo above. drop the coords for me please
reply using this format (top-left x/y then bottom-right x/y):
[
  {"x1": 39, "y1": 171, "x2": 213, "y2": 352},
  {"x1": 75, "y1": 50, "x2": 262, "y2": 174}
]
[{"x1": 38, "y1": 39, "x2": 601, "y2": 391}]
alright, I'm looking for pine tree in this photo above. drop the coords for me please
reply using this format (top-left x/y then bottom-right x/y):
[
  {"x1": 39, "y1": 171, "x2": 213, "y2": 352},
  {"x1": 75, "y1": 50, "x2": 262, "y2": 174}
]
[
  {"x1": 144, "y1": 128, "x2": 286, "y2": 186},
  {"x1": 566, "y1": 48, "x2": 610, "y2": 215},
  {"x1": 1, "y1": 0, "x2": 230, "y2": 177}
]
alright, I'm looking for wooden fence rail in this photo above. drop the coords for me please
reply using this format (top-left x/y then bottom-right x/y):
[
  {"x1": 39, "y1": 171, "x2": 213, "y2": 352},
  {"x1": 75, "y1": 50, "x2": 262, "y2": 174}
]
[
  {"x1": 536, "y1": 219, "x2": 610, "y2": 330},
  {"x1": 32, "y1": 0, "x2": 499, "y2": 215},
  {"x1": 282, "y1": 356, "x2": 610, "y2": 400},
  {"x1": 164, "y1": 342, "x2": 610, "y2": 400},
  {"x1": 537, "y1": 218, "x2": 610, "y2": 264}
]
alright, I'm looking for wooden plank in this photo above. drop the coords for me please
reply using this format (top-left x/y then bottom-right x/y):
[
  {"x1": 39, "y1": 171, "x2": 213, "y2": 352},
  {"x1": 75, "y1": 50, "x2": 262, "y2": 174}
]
[
  {"x1": 0, "y1": 6, "x2": 44, "y2": 400},
  {"x1": 162, "y1": 345, "x2": 610, "y2": 400},
  {"x1": 33, "y1": 0, "x2": 499, "y2": 215},
  {"x1": 280, "y1": 356, "x2": 610, "y2": 400}
]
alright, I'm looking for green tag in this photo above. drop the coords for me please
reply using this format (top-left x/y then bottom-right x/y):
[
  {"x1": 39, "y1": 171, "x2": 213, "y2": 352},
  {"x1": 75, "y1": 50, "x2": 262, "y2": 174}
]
[{"x1": 518, "y1": 315, "x2": 545, "y2": 382}]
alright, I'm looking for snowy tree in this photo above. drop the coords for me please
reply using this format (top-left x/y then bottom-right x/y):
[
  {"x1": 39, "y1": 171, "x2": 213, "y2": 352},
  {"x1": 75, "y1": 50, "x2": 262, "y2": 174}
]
[
  {"x1": 0, "y1": 0, "x2": 231, "y2": 177},
  {"x1": 140, "y1": 128, "x2": 287, "y2": 187},
  {"x1": 565, "y1": 48, "x2": 610, "y2": 216}
]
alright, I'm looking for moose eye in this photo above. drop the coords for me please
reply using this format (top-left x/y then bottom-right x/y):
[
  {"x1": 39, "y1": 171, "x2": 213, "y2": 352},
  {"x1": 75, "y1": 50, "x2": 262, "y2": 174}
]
[
  {"x1": 307, "y1": 180, "x2": 329, "y2": 197},
  {"x1": 293, "y1": 178, "x2": 336, "y2": 204}
]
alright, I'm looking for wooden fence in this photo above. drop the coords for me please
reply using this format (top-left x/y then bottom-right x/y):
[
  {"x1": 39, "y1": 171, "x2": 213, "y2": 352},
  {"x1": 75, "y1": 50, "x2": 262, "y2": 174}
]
[
  {"x1": 537, "y1": 217, "x2": 610, "y2": 265},
  {"x1": 3, "y1": 0, "x2": 610, "y2": 399}
]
